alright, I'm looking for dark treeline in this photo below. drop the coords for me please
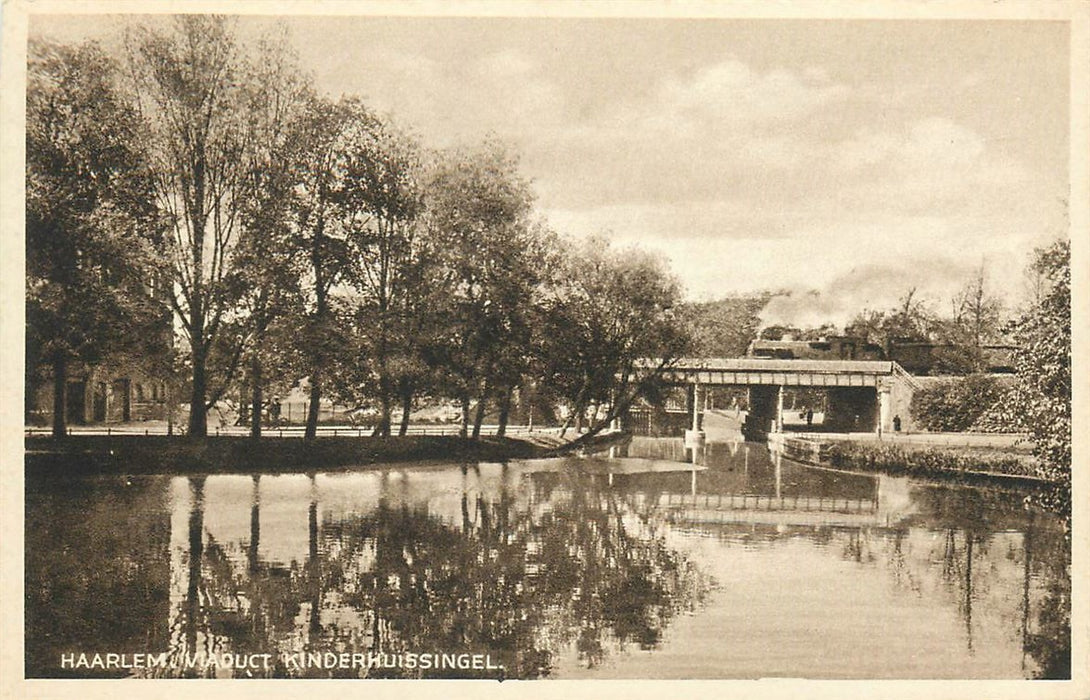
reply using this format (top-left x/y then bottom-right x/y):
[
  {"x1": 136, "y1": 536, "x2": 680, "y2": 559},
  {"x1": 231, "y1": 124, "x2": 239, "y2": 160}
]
[{"x1": 26, "y1": 17, "x2": 688, "y2": 441}]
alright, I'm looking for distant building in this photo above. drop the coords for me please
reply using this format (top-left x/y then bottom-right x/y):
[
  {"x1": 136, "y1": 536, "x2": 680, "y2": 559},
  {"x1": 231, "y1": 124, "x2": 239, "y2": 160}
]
[
  {"x1": 886, "y1": 341, "x2": 1017, "y2": 375},
  {"x1": 26, "y1": 273, "x2": 173, "y2": 428},
  {"x1": 29, "y1": 363, "x2": 171, "y2": 426}
]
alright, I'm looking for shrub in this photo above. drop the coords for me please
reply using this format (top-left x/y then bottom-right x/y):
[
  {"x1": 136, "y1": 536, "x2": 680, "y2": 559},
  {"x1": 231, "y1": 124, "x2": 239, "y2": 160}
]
[{"x1": 909, "y1": 374, "x2": 1005, "y2": 432}]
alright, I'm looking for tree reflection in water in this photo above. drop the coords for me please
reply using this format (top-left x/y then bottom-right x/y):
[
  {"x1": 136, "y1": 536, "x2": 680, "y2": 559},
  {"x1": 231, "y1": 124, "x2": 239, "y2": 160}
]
[
  {"x1": 24, "y1": 459, "x2": 1069, "y2": 680},
  {"x1": 1020, "y1": 522, "x2": 1070, "y2": 679},
  {"x1": 151, "y1": 466, "x2": 710, "y2": 678},
  {"x1": 155, "y1": 476, "x2": 303, "y2": 678},
  {"x1": 24, "y1": 476, "x2": 171, "y2": 678},
  {"x1": 866, "y1": 484, "x2": 1070, "y2": 679}
]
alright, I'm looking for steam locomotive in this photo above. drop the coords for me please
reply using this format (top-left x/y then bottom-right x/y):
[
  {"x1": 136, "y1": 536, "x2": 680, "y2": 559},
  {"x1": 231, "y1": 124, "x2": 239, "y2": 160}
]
[{"x1": 746, "y1": 336, "x2": 1016, "y2": 374}]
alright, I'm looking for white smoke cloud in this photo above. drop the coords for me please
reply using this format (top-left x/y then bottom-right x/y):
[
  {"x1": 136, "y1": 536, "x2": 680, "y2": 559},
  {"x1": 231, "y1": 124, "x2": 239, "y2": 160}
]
[{"x1": 757, "y1": 257, "x2": 978, "y2": 331}]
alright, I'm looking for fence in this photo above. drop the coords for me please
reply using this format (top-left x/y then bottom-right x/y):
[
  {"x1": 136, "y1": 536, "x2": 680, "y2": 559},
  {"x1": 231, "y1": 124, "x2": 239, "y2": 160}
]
[{"x1": 25, "y1": 424, "x2": 560, "y2": 438}]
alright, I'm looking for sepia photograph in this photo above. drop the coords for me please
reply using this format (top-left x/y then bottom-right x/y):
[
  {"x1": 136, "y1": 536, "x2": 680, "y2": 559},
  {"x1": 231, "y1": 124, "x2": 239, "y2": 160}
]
[{"x1": 2, "y1": 1, "x2": 1087, "y2": 696}]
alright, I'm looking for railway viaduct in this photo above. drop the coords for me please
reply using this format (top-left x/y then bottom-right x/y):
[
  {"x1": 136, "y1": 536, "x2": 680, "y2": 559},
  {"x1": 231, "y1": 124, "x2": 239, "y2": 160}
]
[{"x1": 652, "y1": 358, "x2": 920, "y2": 442}]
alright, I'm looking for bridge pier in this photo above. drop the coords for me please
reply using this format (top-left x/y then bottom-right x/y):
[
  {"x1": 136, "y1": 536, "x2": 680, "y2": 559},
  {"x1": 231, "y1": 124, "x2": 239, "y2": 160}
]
[
  {"x1": 878, "y1": 383, "x2": 891, "y2": 436},
  {"x1": 684, "y1": 383, "x2": 706, "y2": 452},
  {"x1": 776, "y1": 385, "x2": 784, "y2": 432},
  {"x1": 687, "y1": 383, "x2": 707, "y2": 432}
]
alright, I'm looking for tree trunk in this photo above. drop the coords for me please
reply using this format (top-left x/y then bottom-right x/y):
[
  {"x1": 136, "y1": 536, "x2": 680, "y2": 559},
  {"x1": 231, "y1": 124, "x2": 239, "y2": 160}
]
[
  {"x1": 471, "y1": 393, "x2": 487, "y2": 439},
  {"x1": 559, "y1": 411, "x2": 575, "y2": 438},
  {"x1": 250, "y1": 356, "x2": 262, "y2": 438},
  {"x1": 187, "y1": 152, "x2": 208, "y2": 439},
  {"x1": 307, "y1": 218, "x2": 327, "y2": 442},
  {"x1": 373, "y1": 389, "x2": 392, "y2": 437},
  {"x1": 305, "y1": 374, "x2": 320, "y2": 440},
  {"x1": 189, "y1": 345, "x2": 208, "y2": 438},
  {"x1": 51, "y1": 354, "x2": 67, "y2": 438},
  {"x1": 496, "y1": 386, "x2": 513, "y2": 437},
  {"x1": 398, "y1": 378, "x2": 412, "y2": 437},
  {"x1": 166, "y1": 381, "x2": 174, "y2": 436},
  {"x1": 460, "y1": 396, "x2": 470, "y2": 439},
  {"x1": 561, "y1": 384, "x2": 646, "y2": 452},
  {"x1": 560, "y1": 382, "x2": 590, "y2": 438}
]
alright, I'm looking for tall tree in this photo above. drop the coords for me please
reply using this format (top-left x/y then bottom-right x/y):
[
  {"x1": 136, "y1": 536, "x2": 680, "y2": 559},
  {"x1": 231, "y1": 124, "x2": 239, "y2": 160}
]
[
  {"x1": 537, "y1": 235, "x2": 690, "y2": 442},
  {"x1": 887, "y1": 287, "x2": 933, "y2": 343},
  {"x1": 421, "y1": 142, "x2": 542, "y2": 438},
  {"x1": 845, "y1": 288, "x2": 935, "y2": 359},
  {"x1": 27, "y1": 39, "x2": 166, "y2": 437},
  {"x1": 127, "y1": 16, "x2": 258, "y2": 437},
  {"x1": 843, "y1": 308, "x2": 890, "y2": 346},
  {"x1": 683, "y1": 293, "x2": 771, "y2": 358},
  {"x1": 943, "y1": 264, "x2": 1006, "y2": 372},
  {"x1": 1008, "y1": 240, "x2": 1070, "y2": 513},
  {"x1": 340, "y1": 123, "x2": 425, "y2": 437},
  {"x1": 285, "y1": 96, "x2": 377, "y2": 439},
  {"x1": 229, "y1": 30, "x2": 311, "y2": 438}
]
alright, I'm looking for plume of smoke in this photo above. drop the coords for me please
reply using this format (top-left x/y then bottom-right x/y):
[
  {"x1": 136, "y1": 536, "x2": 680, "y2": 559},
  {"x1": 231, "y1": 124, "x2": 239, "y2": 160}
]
[{"x1": 756, "y1": 259, "x2": 972, "y2": 332}]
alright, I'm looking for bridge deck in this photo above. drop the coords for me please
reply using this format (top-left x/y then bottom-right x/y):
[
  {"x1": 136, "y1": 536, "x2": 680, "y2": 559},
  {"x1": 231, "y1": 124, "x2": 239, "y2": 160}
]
[
  {"x1": 654, "y1": 358, "x2": 918, "y2": 388},
  {"x1": 668, "y1": 358, "x2": 897, "y2": 373}
]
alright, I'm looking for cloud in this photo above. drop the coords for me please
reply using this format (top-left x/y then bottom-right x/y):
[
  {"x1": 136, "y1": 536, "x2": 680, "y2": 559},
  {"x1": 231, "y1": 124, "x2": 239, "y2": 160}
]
[
  {"x1": 834, "y1": 118, "x2": 1027, "y2": 193},
  {"x1": 476, "y1": 49, "x2": 536, "y2": 79},
  {"x1": 545, "y1": 201, "x2": 800, "y2": 243},
  {"x1": 329, "y1": 46, "x2": 562, "y2": 149},
  {"x1": 657, "y1": 60, "x2": 850, "y2": 128},
  {"x1": 570, "y1": 58, "x2": 849, "y2": 152},
  {"x1": 318, "y1": 46, "x2": 1062, "y2": 318}
]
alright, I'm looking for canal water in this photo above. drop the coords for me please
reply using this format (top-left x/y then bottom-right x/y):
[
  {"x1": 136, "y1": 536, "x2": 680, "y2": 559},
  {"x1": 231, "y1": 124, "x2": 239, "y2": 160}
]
[{"x1": 25, "y1": 437, "x2": 1070, "y2": 679}]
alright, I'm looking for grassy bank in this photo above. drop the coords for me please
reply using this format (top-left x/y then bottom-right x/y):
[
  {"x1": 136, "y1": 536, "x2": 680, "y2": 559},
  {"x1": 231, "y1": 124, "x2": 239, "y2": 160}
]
[
  {"x1": 816, "y1": 438, "x2": 1071, "y2": 518},
  {"x1": 25, "y1": 434, "x2": 555, "y2": 477},
  {"x1": 820, "y1": 439, "x2": 1047, "y2": 485}
]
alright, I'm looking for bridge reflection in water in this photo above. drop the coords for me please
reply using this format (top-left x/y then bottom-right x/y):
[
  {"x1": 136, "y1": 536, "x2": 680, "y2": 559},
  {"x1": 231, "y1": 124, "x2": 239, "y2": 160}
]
[
  {"x1": 614, "y1": 435, "x2": 914, "y2": 530},
  {"x1": 24, "y1": 435, "x2": 1070, "y2": 680}
]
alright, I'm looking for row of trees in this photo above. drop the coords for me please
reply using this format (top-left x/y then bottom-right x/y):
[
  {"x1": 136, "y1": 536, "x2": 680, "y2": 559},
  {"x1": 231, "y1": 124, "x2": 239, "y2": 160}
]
[
  {"x1": 843, "y1": 268, "x2": 1009, "y2": 374},
  {"x1": 26, "y1": 17, "x2": 688, "y2": 440}
]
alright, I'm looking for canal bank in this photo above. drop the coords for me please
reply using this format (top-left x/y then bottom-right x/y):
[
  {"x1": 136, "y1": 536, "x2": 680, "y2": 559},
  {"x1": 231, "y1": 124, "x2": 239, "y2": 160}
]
[
  {"x1": 768, "y1": 431, "x2": 1051, "y2": 489},
  {"x1": 24, "y1": 432, "x2": 619, "y2": 477}
]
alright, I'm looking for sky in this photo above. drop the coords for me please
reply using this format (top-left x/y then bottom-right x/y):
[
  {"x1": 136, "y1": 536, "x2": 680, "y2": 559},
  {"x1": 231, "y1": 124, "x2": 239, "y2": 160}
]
[{"x1": 29, "y1": 14, "x2": 1070, "y2": 328}]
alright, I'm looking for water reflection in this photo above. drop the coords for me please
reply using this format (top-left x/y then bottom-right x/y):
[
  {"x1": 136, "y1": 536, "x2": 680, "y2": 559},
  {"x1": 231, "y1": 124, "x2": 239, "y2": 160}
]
[{"x1": 25, "y1": 438, "x2": 1070, "y2": 679}]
